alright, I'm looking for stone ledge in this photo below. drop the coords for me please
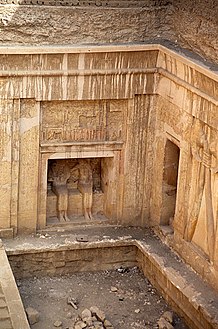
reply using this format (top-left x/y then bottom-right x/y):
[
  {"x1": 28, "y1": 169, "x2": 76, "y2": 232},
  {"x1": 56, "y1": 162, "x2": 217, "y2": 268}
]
[
  {"x1": 0, "y1": 245, "x2": 30, "y2": 329},
  {"x1": 0, "y1": 229, "x2": 14, "y2": 239}
]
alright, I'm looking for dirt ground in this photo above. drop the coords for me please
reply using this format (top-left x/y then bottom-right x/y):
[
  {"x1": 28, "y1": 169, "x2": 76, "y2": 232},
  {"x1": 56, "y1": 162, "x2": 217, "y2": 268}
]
[{"x1": 18, "y1": 267, "x2": 188, "y2": 329}]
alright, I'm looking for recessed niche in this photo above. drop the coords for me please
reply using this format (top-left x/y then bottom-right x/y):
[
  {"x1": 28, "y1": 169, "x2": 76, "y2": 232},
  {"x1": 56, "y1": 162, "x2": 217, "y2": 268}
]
[
  {"x1": 46, "y1": 158, "x2": 108, "y2": 224},
  {"x1": 161, "y1": 139, "x2": 180, "y2": 227}
]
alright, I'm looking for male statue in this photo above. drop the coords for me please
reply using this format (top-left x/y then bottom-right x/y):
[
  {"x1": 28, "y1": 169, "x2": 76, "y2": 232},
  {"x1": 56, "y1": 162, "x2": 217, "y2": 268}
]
[
  {"x1": 72, "y1": 159, "x2": 94, "y2": 221},
  {"x1": 48, "y1": 161, "x2": 71, "y2": 222}
]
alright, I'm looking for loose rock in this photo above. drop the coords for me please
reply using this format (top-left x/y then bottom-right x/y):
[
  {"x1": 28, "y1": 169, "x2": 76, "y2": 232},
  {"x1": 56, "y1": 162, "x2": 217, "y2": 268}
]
[
  {"x1": 72, "y1": 307, "x2": 113, "y2": 329},
  {"x1": 90, "y1": 306, "x2": 105, "y2": 322},
  {"x1": 81, "y1": 308, "x2": 92, "y2": 320},
  {"x1": 53, "y1": 320, "x2": 63, "y2": 327},
  {"x1": 110, "y1": 286, "x2": 118, "y2": 292},
  {"x1": 162, "y1": 311, "x2": 173, "y2": 324},
  {"x1": 157, "y1": 317, "x2": 174, "y2": 329},
  {"x1": 74, "y1": 320, "x2": 87, "y2": 329},
  {"x1": 104, "y1": 319, "x2": 114, "y2": 328},
  {"x1": 26, "y1": 307, "x2": 40, "y2": 325}
]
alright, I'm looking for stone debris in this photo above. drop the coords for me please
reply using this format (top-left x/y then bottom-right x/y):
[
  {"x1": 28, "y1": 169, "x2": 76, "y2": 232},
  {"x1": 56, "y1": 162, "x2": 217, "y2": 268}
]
[
  {"x1": 53, "y1": 320, "x2": 63, "y2": 327},
  {"x1": 117, "y1": 266, "x2": 129, "y2": 273},
  {"x1": 157, "y1": 311, "x2": 174, "y2": 329},
  {"x1": 110, "y1": 286, "x2": 118, "y2": 292},
  {"x1": 25, "y1": 307, "x2": 40, "y2": 325},
  {"x1": 67, "y1": 296, "x2": 79, "y2": 309},
  {"x1": 157, "y1": 317, "x2": 174, "y2": 329},
  {"x1": 73, "y1": 307, "x2": 114, "y2": 329},
  {"x1": 162, "y1": 311, "x2": 173, "y2": 324}
]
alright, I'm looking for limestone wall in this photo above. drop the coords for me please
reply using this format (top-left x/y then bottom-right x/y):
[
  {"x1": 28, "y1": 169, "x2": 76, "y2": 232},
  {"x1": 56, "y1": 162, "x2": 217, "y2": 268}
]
[
  {"x1": 171, "y1": 0, "x2": 218, "y2": 65},
  {"x1": 0, "y1": 44, "x2": 217, "y2": 290},
  {"x1": 0, "y1": 0, "x2": 217, "y2": 64},
  {"x1": 0, "y1": 3, "x2": 171, "y2": 45}
]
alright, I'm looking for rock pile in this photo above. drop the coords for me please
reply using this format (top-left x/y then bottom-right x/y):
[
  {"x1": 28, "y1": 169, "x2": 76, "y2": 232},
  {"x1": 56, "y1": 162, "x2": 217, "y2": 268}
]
[{"x1": 73, "y1": 306, "x2": 114, "y2": 329}]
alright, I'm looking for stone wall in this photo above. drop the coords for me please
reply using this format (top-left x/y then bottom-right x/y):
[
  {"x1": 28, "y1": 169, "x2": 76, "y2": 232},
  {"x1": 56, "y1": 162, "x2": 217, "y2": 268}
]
[
  {"x1": 0, "y1": 0, "x2": 217, "y2": 64},
  {"x1": 6, "y1": 238, "x2": 218, "y2": 329},
  {"x1": 0, "y1": 44, "x2": 217, "y2": 292},
  {"x1": 171, "y1": 0, "x2": 218, "y2": 65},
  {"x1": 9, "y1": 245, "x2": 137, "y2": 278},
  {"x1": 0, "y1": 4, "x2": 171, "y2": 45}
]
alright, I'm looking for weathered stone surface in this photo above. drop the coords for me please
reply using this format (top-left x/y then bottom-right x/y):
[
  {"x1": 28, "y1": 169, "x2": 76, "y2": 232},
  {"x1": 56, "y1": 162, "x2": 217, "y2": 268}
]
[
  {"x1": 53, "y1": 320, "x2": 63, "y2": 327},
  {"x1": 0, "y1": 248, "x2": 30, "y2": 329},
  {"x1": 81, "y1": 308, "x2": 92, "y2": 321},
  {"x1": 104, "y1": 319, "x2": 114, "y2": 328},
  {"x1": 26, "y1": 307, "x2": 39, "y2": 325},
  {"x1": 0, "y1": 24, "x2": 217, "y2": 329},
  {"x1": 162, "y1": 311, "x2": 173, "y2": 324},
  {"x1": 72, "y1": 307, "x2": 113, "y2": 329},
  {"x1": 0, "y1": 1, "x2": 217, "y2": 64},
  {"x1": 157, "y1": 317, "x2": 174, "y2": 329},
  {"x1": 0, "y1": 6, "x2": 170, "y2": 46},
  {"x1": 90, "y1": 306, "x2": 105, "y2": 322}
]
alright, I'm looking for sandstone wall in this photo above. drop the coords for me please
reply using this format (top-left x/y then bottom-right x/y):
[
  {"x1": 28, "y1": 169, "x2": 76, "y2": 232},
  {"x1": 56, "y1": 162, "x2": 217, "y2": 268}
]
[{"x1": 0, "y1": 44, "x2": 217, "y2": 290}]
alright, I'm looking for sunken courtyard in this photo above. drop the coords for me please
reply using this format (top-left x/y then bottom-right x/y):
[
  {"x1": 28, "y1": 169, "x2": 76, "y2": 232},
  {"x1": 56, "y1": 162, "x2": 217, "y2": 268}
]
[{"x1": 0, "y1": 1, "x2": 218, "y2": 328}]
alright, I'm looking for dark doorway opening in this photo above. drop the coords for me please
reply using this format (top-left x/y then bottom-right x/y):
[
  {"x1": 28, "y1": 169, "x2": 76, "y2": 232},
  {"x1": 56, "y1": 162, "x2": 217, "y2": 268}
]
[{"x1": 161, "y1": 139, "x2": 180, "y2": 227}]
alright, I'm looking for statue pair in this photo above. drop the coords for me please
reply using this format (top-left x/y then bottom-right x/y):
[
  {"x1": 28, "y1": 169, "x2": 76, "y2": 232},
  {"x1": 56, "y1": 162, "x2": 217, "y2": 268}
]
[{"x1": 49, "y1": 159, "x2": 94, "y2": 222}]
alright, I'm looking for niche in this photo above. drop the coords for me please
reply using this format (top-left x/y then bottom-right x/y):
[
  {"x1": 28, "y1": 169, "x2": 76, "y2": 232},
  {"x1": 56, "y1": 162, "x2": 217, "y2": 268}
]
[
  {"x1": 46, "y1": 158, "x2": 106, "y2": 224},
  {"x1": 161, "y1": 139, "x2": 180, "y2": 227}
]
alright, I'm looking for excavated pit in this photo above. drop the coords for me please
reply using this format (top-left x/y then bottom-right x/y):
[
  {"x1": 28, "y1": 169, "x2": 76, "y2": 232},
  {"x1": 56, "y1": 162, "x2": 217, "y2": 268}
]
[
  {"x1": 4, "y1": 227, "x2": 218, "y2": 329},
  {"x1": 17, "y1": 267, "x2": 187, "y2": 329}
]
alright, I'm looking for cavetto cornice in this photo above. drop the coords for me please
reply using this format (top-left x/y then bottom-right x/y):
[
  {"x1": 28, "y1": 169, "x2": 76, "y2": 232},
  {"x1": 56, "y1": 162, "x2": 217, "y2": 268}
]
[
  {"x1": 0, "y1": 44, "x2": 217, "y2": 80},
  {"x1": 0, "y1": 44, "x2": 217, "y2": 129}
]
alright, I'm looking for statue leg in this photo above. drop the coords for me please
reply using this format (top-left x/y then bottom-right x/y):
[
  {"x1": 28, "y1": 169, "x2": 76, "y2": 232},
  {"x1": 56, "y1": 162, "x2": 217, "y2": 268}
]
[
  {"x1": 88, "y1": 193, "x2": 93, "y2": 220},
  {"x1": 63, "y1": 211, "x2": 70, "y2": 222},
  {"x1": 58, "y1": 209, "x2": 65, "y2": 222},
  {"x1": 83, "y1": 193, "x2": 90, "y2": 221},
  {"x1": 56, "y1": 187, "x2": 69, "y2": 222}
]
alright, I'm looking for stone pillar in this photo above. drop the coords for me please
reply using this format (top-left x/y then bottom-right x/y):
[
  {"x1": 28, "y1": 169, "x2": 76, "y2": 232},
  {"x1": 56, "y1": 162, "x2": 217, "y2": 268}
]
[
  {"x1": 122, "y1": 95, "x2": 153, "y2": 226},
  {"x1": 10, "y1": 99, "x2": 21, "y2": 236},
  {"x1": 0, "y1": 99, "x2": 13, "y2": 231},
  {"x1": 18, "y1": 99, "x2": 40, "y2": 234}
]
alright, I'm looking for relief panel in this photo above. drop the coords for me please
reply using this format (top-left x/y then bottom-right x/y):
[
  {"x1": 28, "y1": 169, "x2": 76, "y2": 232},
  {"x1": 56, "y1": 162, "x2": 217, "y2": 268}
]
[
  {"x1": 184, "y1": 118, "x2": 218, "y2": 263},
  {"x1": 41, "y1": 100, "x2": 126, "y2": 143}
]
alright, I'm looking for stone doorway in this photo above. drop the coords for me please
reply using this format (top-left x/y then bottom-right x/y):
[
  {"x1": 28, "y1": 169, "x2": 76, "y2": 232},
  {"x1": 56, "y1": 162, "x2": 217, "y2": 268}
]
[{"x1": 161, "y1": 139, "x2": 180, "y2": 227}]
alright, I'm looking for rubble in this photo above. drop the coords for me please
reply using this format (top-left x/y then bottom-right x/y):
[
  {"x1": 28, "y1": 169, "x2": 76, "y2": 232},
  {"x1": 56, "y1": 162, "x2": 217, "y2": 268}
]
[{"x1": 73, "y1": 307, "x2": 114, "y2": 329}]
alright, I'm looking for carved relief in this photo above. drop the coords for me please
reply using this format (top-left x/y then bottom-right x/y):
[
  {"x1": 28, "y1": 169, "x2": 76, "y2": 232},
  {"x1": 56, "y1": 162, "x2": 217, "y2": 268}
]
[
  {"x1": 47, "y1": 158, "x2": 102, "y2": 221},
  {"x1": 48, "y1": 161, "x2": 71, "y2": 222},
  {"x1": 184, "y1": 118, "x2": 218, "y2": 262},
  {"x1": 41, "y1": 100, "x2": 125, "y2": 143},
  {"x1": 71, "y1": 159, "x2": 94, "y2": 221}
]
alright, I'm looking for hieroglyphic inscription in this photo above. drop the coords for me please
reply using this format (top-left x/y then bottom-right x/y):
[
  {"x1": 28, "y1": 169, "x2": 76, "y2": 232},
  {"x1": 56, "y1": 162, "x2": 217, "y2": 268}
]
[{"x1": 41, "y1": 100, "x2": 125, "y2": 143}]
